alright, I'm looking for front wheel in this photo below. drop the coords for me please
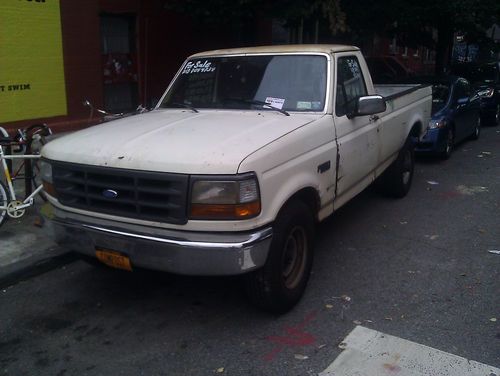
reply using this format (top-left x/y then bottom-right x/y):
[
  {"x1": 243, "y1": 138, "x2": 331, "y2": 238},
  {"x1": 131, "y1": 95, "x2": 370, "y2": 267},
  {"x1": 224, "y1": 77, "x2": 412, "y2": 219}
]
[
  {"x1": 0, "y1": 181, "x2": 9, "y2": 228},
  {"x1": 440, "y1": 129, "x2": 454, "y2": 160},
  {"x1": 244, "y1": 200, "x2": 315, "y2": 313}
]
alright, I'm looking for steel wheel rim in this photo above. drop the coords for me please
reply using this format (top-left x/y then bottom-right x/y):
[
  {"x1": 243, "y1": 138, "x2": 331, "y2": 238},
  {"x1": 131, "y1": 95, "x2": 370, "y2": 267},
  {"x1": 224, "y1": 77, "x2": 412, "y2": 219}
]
[
  {"x1": 282, "y1": 226, "x2": 307, "y2": 289},
  {"x1": 402, "y1": 149, "x2": 412, "y2": 185}
]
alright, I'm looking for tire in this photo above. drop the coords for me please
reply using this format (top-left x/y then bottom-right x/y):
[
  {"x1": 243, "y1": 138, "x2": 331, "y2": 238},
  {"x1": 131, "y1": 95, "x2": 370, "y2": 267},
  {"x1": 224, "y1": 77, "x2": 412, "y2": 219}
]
[
  {"x1": 244, "y1": 200, "x2": 315, "y2": 313},
  {"x1": 377, "y1": 137, "x2": 415, "y2": 198},
  {"x1": 0, "y1": 181, "x2": 9, "y2": 228},
  {"x1": 469, "y1": 116, "x2": 481, "y2": 140},
  {"x1": 440, "y1": 128, "x2": 454, "y2": 160}
]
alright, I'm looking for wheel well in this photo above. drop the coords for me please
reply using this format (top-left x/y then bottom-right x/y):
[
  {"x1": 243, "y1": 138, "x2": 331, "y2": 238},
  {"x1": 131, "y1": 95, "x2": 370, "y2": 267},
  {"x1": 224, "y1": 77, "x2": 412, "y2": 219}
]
[
  {"x1": 410, "y1": 122, "x2": 422, "y2": 139},
  {"x1": 449, "y1": 122, "x2": 456, "y2": 135},
  {"x1": 284, "y1": 188, "x2": 320, "y2": 221}
]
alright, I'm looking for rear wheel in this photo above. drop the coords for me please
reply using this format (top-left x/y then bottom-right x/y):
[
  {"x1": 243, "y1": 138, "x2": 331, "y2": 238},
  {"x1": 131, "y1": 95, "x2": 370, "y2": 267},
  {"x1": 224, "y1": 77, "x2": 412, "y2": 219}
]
[
  {"x1": 376, "y1": 137, "x2": 415, "y2": 198},
  {"x1": 244, "y1": 200, "x2": 315, "y2": 313},
  {"x1": 0, "y1": 181, "x2": 9, "y2": 228}
]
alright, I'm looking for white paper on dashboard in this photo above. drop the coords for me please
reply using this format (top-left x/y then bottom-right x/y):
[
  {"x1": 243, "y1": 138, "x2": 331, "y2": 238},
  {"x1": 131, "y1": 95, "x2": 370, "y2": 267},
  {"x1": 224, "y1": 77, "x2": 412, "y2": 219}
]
[{"x1": 265, "y1": 97, "x2": 285, "y2": 109}]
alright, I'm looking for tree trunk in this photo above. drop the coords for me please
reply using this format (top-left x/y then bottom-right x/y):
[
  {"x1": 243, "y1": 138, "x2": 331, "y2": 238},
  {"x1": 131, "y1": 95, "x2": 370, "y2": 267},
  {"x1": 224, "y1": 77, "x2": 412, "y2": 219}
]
[{"x1": 435, "y1": 24, "x2": 454, "y2": 75}]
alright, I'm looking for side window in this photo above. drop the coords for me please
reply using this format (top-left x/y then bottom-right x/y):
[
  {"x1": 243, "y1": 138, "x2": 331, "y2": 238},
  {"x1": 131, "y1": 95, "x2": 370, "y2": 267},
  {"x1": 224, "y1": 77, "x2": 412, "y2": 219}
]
[{"x1": 335, "y1": 56, "x2": 367, "y2": 117}]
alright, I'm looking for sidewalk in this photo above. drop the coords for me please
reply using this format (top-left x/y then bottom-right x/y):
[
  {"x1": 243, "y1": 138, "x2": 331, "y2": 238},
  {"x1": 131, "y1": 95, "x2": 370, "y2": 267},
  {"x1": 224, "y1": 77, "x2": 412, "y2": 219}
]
[{"x1": 0, "y1": 135, "x2": 76, "y2": 287}]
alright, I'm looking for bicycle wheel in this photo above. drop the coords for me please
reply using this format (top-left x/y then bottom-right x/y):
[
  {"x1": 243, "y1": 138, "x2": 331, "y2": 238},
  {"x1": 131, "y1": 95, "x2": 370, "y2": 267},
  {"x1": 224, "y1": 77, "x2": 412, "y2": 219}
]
[{"x1": 0, "y1": 181, "x2": 8, "y2": 227}]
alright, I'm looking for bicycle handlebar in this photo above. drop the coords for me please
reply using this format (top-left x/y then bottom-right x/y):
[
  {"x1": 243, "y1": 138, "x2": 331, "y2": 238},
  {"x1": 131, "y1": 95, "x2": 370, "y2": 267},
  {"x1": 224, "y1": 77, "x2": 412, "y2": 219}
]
[{"x1": 0, "y1": 123, "x2": 52, "y2": 150}]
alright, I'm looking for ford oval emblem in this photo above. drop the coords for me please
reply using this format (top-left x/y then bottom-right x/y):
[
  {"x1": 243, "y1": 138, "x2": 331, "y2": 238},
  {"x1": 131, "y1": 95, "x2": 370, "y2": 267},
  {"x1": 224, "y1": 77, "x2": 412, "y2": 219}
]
[{"x1": 102, "y1": 189, "x2": 118, "y2": 199}]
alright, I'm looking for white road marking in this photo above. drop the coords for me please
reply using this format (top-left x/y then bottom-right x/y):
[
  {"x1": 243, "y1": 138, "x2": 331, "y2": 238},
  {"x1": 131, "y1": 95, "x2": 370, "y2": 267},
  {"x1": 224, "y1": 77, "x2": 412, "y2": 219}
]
[{"x1": 320, "y1": 326, "x2": 499, "y2": 376}]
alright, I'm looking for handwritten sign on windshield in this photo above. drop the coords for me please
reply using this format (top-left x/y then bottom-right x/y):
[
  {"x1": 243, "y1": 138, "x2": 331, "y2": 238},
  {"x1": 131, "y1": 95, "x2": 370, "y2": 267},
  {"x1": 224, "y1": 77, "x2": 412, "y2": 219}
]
[{"x1": 182, "y1": 60, "x2": 216, "y2": 75}]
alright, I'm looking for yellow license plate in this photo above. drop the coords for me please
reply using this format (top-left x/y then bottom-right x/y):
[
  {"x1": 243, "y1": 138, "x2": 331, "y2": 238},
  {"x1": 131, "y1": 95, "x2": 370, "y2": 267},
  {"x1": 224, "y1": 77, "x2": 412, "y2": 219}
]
[{"x1": 95, "y1": 248, "x2": 132, "y2": 271}]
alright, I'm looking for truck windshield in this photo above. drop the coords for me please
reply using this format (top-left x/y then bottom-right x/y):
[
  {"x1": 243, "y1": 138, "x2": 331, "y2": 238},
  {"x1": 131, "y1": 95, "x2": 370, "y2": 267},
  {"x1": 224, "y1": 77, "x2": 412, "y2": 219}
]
[{"x1": 159, "y1": 55, "x2": 327, "y2": 112}]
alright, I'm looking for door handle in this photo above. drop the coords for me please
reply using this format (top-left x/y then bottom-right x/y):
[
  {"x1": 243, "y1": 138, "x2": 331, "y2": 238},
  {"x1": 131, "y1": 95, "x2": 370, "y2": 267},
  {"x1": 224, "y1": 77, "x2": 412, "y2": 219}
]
[{"x1": 370, "y1": 115, "x2": 380, "y2": 122}]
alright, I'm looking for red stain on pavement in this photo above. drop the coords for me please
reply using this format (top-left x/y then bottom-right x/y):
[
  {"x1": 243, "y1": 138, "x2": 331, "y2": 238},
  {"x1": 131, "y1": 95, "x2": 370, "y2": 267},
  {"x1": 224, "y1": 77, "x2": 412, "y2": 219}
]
[
  {"x1": 383, "y1": 363, "x2": 402, "y2": 372},
  {"x1": 263, "y1": 311, "x2": 317, "y2": 361},
  {"x1": 438, "y1": 191, "x2": 463, "y2": 199}
]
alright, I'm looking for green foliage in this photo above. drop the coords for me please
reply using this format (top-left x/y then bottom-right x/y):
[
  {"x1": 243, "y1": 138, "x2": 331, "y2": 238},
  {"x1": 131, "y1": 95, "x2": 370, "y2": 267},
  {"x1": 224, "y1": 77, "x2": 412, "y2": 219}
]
[
  {"x1": 164, "y1": 0, "x2": 264, "y2": 29},
  {"x1": 264, "y1": 0, "x2": 348, "y2": 36},
  {"x1": 166, "y1": 0, "x2": 348, "y2": 35},
  {"x1": 344, "y1": 0, "x2": 500, "y2": 42}
]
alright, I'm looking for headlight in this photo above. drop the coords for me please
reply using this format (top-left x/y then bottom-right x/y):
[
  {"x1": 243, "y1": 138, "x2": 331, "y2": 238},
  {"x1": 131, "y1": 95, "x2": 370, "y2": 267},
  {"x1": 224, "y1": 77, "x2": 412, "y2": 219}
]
[
  {"x1": 478, "y1": 87, "x2": 494, "y2": 98},
  {"x1": 189, "y1": 174, "x2": 261, "y2": 220},
  {"x1": 428, "y1": 118, "x2": 447, "y2": 129},
  {"x1": 40, "y1": 160, "x2": 53, "y2": 183},
  {"x1": 40, "y1": 160, "x2": 57, "y2": 197}
]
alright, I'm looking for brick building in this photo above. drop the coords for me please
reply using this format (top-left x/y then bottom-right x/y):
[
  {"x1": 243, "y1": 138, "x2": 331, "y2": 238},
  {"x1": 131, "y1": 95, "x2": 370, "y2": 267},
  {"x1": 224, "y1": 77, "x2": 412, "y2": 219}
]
[{"x1": 3, "y1": 0, "x2": 272, "y2": 133}]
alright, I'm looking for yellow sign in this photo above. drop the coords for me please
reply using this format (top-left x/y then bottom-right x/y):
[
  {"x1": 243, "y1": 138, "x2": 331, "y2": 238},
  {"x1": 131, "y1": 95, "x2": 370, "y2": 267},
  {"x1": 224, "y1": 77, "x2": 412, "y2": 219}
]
[{"x1": 0, "y1": 0, "x2": 67, "y2": 123}]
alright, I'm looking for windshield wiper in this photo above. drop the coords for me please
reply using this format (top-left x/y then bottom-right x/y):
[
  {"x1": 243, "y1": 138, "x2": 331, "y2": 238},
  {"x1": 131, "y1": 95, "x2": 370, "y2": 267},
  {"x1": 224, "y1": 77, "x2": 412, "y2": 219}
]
[
  {"x1": 164, "y1": 102, "x2": 199, "y2": 113},
  {"x1": 248, "y1": 100, "x2": 290, "y2": 116},
  {"x1": 223, "y1": 98, "x2": 290, "y2": 116}
]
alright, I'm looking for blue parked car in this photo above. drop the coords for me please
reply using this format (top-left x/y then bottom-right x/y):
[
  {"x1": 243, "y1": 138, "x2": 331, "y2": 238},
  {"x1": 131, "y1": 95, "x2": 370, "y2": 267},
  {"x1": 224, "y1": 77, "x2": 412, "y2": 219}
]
[
  {"x1": 474, "y1": 62, "x2": 500, "y2": 126},
  {"x1": 416, "y1": 76, "x2": 481, "y2": 159},
  {"x1": 451, "y1": 61, "x2": 500, "y2": 126}
]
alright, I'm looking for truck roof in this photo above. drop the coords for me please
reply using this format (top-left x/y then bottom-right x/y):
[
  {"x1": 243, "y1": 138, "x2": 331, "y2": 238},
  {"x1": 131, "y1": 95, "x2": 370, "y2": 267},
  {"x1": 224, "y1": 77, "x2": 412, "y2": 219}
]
[{"x1": 189, "y1": 44, "x2": 360, "y2": 58}]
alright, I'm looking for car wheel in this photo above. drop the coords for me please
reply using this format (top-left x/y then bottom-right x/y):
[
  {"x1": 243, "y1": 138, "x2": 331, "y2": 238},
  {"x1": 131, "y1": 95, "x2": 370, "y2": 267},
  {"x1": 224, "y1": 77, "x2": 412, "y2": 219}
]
[
  {"x1": 440, "y1": 129, "x2": 454, "y2": 160},
  {"x1": 375, "y1": 136, "x2": 414, "y2": 198},
  {"x1": 469, "y1": 116, "x2": 481, "y2": 140},
  {"x1": 244, "y1": 200, "x2": 315, "y2": 313}
]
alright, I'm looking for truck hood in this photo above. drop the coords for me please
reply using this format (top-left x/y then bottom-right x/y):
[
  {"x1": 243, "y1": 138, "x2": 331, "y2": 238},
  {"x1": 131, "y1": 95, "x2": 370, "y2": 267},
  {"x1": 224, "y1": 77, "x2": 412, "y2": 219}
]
[{"x1": 43, "y1": 109, "x2": 321, "y2": 174}]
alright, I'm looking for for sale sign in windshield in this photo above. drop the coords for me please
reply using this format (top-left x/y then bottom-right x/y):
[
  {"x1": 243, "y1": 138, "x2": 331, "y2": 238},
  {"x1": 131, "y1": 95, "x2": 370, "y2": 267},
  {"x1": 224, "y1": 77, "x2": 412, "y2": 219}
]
[{"x1": 0, "y1": 0, "x2": 67, "y2": 123}]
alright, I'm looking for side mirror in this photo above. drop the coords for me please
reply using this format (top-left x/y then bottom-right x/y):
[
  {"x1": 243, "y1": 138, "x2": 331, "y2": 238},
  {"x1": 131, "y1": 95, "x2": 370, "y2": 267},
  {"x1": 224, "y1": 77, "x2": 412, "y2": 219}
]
[{"x1": 348, "y1": 95, "x2": 386, "y2": 119}]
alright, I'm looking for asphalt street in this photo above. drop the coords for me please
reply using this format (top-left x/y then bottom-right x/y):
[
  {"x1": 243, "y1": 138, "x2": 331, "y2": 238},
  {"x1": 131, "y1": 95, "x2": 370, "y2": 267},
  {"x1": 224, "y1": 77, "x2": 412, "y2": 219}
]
[{"x1": 1, "y1": 126, "x2": 499, "y2": 376}]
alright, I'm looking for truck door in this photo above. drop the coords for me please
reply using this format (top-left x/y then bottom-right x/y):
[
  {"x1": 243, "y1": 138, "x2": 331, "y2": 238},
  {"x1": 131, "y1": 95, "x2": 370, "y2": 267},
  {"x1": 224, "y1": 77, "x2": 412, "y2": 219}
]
[{"x1": 333, "y1": 54, "x2": 379, "y2": 201}]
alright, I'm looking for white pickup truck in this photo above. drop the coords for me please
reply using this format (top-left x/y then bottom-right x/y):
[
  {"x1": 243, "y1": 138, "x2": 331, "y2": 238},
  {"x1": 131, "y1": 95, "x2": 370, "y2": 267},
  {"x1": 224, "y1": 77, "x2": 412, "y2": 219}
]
[{"x1": 41, "y1": 45, "x2": 431, "y2": 312}]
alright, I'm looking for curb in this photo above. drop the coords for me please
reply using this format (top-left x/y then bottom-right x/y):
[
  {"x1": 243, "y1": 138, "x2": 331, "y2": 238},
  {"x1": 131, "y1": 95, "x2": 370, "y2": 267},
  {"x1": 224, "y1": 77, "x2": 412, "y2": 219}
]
[{"x1": 0, "y1": 247, "x2": 78, "y2": 289}]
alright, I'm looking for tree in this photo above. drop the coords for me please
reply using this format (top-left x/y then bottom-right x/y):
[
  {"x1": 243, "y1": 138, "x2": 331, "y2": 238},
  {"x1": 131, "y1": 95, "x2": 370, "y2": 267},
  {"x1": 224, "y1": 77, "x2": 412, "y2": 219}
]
[
  {"x1": 166, "y1": 0, "x2": 499, "y2": 72},
  {"x1": 341, "y1": 0, "x2": 500, "y2": 73},
  {"x1": 166, "y1": 0, "x2": 348, "y2": 44}
]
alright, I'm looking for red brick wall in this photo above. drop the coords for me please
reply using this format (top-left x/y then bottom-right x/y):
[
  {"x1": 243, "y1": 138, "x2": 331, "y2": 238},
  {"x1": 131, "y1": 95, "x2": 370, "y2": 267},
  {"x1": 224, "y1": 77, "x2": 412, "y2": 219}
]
[{"x1": 5, "y1": 0, "x2": 272, "y2": 134}]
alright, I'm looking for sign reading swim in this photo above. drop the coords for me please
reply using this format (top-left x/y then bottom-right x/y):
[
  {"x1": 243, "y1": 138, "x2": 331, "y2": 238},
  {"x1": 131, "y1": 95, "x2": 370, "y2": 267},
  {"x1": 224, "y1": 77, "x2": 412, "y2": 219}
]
[{"x1": 0, "y1": 84, "x2": 31, "y2": 92}]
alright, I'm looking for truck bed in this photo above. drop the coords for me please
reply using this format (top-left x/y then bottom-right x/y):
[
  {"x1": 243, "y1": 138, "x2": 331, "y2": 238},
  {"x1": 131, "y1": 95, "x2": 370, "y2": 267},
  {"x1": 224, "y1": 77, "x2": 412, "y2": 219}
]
[{"x1": 375, "y1": 84, "x2": 431, "y2": 101}]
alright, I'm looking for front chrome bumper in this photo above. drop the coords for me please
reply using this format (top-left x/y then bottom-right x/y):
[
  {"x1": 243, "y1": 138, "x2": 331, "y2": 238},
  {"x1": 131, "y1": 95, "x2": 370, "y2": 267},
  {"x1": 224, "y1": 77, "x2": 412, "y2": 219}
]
[{"x1": 47, "y1": 207, "x2": 273, "y2": 276}]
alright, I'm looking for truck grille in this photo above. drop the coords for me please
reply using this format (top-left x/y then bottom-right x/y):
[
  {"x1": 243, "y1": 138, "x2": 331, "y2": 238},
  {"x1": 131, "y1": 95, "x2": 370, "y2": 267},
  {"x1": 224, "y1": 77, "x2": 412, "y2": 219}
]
[{"x1": 52, "y1": 162, "x2": 189, "y2": 224}]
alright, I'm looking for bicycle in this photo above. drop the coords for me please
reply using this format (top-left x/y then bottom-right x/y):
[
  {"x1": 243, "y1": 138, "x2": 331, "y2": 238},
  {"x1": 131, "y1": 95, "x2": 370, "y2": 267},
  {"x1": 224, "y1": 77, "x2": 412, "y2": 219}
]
[{"x1": 0, "y1": 124, "x2": 52, "y2": 227}]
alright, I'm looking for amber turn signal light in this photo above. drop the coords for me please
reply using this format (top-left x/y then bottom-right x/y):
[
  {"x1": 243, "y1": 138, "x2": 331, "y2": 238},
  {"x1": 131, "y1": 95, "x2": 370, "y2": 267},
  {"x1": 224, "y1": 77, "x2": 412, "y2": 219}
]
[{"x1": 190, "y1": 201, "x2": 261, "y2": 220}]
